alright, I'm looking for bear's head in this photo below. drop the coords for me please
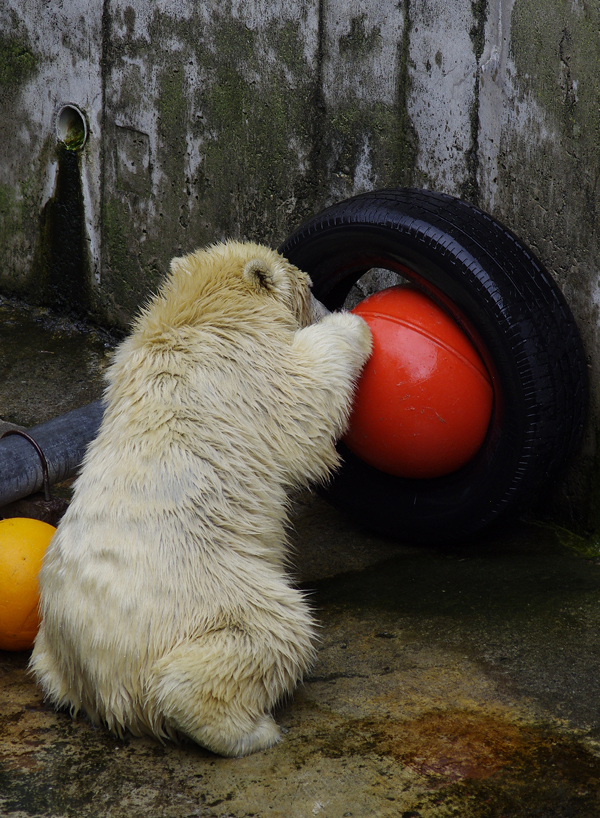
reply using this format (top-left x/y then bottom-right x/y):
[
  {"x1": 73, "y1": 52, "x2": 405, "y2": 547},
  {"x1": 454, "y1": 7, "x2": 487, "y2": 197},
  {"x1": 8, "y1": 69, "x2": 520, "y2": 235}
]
[
  {"x1": 159, "y1": 241, "x2": 326, "y2": 331},
  {"x1": 241, "y1": 251, "x2": 319, "y2": 329}
]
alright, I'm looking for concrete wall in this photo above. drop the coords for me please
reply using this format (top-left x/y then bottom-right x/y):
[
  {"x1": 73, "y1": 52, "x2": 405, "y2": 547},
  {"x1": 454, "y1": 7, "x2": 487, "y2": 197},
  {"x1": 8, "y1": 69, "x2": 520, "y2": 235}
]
[{"x1": 1, "y1": 0, "x2": 599, "y2": 531}]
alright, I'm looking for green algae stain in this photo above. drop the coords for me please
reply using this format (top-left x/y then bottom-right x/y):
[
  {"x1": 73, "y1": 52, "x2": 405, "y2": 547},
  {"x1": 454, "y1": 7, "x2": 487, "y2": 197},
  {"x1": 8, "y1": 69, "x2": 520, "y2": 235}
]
[
  {"x1": 276, "y1": 19, "x2": 313, "y2": 78},
  {"x1": 533, "y1": 521, "x2": 600, "y2": 561},
  {"x1": 338, "y1": 14, "x2": 382, "y2": 57},
  {"x1": 328, "y1": 101, "x2": 409, "y2": 186},
  {"x1": 0, "y1": 183, "x2": 23, "y2": 234},
  {"x1": 510, "y1": 1, "x2": 600, "y2": 159},
  {"x1": 0, "y1": 31, "x2": 37, "y2": 89},
  {"x1": 99, "y1": 4, "x2": 415, "y2": 320},
  {"x1": 156, "y1": 66, "x2": 188, "y2": 183},
  {"x1": 195, "y1": 17, "x2": 321, "y2": 241}
]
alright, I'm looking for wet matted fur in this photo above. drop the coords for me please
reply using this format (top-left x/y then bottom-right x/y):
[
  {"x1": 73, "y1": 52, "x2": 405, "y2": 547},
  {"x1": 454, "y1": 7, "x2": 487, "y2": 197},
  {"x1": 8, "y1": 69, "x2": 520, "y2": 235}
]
[{"x1": 30, "y1": 241, "x2": 372, "y2": 757}]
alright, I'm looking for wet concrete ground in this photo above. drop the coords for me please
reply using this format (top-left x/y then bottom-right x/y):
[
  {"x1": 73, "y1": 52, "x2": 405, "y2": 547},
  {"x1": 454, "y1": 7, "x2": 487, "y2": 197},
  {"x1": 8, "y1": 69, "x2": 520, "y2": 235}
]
[
  {"x1": 1, "y1": 297, "x2": 600, "y2": 817},
  {"x1": 0, "y1": 296, "x2": 117, "y2": 429}
]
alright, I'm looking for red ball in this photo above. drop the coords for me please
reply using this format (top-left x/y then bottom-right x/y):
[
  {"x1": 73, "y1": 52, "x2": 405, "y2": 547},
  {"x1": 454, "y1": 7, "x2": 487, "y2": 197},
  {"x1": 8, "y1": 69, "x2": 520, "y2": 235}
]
[{"x1": 344, "y1": 285, "x2": 493, "y2": 479}]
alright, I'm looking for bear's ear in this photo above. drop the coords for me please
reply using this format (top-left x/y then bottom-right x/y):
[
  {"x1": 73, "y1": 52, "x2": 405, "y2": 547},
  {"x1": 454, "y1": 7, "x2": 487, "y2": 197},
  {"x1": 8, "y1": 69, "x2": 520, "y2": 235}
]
[{"x1": 243, "y1": 259, "x2": 278, "y2": 293}]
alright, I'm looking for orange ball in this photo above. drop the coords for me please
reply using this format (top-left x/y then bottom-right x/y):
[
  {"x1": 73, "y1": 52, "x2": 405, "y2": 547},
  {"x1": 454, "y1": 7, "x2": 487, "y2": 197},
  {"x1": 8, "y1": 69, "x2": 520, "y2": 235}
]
[
  {"x1": 0, "y1": 517, "x2": 56, "y2": 651},
  {"x1": 344, "y1": 285, "x2": 493, "y2": 479}
]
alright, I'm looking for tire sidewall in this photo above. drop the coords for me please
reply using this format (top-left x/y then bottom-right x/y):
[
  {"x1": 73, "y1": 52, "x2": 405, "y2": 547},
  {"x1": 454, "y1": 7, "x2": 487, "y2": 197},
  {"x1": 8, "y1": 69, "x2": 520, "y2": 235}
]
[{"x1": 279, "y1": 197, "x2": 573, "y2": 542}]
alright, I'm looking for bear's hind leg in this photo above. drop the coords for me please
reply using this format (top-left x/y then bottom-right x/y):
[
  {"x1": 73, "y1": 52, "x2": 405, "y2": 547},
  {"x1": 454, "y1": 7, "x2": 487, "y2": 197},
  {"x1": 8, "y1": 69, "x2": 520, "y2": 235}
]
[
  {"x1": 151, "y1": 633, "x2": 287, "y2": 757},
  {"x1": 30, "y1": 625, "x2": 85, "y2": 715}
]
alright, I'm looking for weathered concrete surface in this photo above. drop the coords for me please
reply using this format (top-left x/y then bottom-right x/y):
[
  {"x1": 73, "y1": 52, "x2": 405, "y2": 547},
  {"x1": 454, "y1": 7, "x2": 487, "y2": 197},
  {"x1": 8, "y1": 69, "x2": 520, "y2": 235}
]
[
  {"x1": 1, "y1": 0, "x2": 598, "y2": 534},
  {"x1": 2, "y1": 284, "x2": 600, "y2": 818},
  {"x1": 5, "y1": 0, "x2": 598, "y2": 338},
  {"x1": 2, "y1": 505, "x2": 600, "y2": 818}
]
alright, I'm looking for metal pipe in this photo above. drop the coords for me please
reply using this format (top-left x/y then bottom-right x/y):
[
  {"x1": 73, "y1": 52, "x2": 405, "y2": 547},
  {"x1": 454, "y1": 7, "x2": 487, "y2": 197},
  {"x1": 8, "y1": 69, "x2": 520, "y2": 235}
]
[{"x1": 0, "y1": 400, "x2": 104, "y2": 506}]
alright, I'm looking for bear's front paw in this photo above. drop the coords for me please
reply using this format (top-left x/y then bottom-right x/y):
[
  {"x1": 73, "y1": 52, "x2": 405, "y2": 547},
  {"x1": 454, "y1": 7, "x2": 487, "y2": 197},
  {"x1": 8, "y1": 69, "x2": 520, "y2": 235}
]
[{"x1": 323, "y1": 311, "x2": 373, "y2": 357}]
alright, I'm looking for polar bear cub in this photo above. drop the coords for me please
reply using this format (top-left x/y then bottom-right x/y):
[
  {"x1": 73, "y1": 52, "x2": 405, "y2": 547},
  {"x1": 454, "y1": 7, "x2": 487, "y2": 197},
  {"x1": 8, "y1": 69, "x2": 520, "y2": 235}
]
[{"x1": 30, "y1": 240, "x2": 372, "y2": 757}]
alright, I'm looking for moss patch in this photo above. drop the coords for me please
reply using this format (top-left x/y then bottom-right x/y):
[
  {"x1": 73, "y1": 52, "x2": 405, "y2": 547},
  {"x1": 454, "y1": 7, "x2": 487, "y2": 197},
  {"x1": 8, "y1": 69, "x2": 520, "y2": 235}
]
[
  {"x1": 510, "y1": 2, "x2": 600, "y2": 172},
  {"x1": 338, "y1": 13, "x2": 382, "y2": 57},
  {"x1": 532, "y1": 520, "x2": 600, "y2": 561},
  {"x1": 0, "y1": 183, "x2": 24, "y2": 243},
  {"x1": 328, "y1": 101, "x2": 410, "y2": 187},
  {"x1": 0, "y1": 30, "x2": 37, "y2": 90},
  {"x1": 508, "y1": 14, "x2": 598, "y2": 181}
]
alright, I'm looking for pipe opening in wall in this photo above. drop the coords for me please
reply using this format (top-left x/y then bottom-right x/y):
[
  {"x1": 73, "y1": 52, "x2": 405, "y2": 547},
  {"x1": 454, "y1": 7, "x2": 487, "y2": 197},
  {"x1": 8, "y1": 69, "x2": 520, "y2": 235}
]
[
  {"x1": 56, "y1": 105, "x2": 87, "y2": 151},
  {"x1": 41, "y1": 105, "x2": 91, "y2": 314}
]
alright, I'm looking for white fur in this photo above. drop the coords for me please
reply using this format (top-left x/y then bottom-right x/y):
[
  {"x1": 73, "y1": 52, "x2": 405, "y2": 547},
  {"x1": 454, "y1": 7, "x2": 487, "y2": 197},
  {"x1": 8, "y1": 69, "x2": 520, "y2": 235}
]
[{"x1": 30, "y1": 240, "x2": 372, "y2": 757}]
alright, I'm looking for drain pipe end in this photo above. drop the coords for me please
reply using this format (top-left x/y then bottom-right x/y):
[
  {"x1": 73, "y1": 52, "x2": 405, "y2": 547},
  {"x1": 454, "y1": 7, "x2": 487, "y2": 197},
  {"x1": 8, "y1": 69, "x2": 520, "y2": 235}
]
[{"x1": 0, "y1": 401, "x2": 104, "y2": 507}]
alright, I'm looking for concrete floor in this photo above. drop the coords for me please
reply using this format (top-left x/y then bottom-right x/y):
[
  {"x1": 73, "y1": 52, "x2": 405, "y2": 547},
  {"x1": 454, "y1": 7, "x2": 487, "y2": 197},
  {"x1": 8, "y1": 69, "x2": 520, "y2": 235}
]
[{"x1": 1, "y1": 296, "x2": 600, "y2": 817}]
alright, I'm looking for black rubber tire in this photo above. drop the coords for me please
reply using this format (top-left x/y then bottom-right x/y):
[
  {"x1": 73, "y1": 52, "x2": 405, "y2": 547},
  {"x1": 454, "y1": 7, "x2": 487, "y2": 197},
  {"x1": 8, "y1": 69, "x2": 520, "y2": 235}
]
[{"x1": 279, "y1": 188, "x2": 588, "y2": 543}]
